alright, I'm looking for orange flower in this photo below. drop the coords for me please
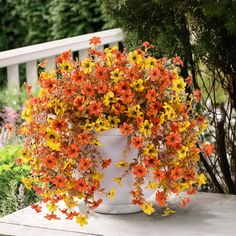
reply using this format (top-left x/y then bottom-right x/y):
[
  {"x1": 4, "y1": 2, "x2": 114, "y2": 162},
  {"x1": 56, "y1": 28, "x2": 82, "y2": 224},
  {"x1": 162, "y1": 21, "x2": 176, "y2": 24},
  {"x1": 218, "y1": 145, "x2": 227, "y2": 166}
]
[
  {"x1": 101, "y1": 159, "x2": 112, "y2": 169},
  {"x1": 131, "y1": 136, "x2": 143, "y2": 148},
  {"x1": 51, "y1": 176, "x2": 66, "y2": 188},
  {"x1": 79, "y1": 157, "x2": 93, "y2": 171},
  {"x1": 170, "y1": 167, "x2": 182, "y2": 180},
  {"x1": 66, "y1": 144, "x2": 80, "y2": 158},
  {"x1": 144, "y1": 156, "x2": 158, "y2": 168},
  {"x1": 153, "y1": 169, "x2": 166, "y2": 181},
  {"x1": 74, "y1": 179, "x2": 87, "y2": 192},
  {"x1": 143, "y1": 41, "x2": 155, "y2": 49},
  {"x1": 166, "y1": 132, "x2": 182, "y2": 148},
  {"x1": 133, "y1": 165, "x2": 147, "y2": 178},
  {"x1": 119, "y1": 123, "x2": 133, "y2": 135},
  {"x1": 43, "y1": 155, "x2": 57, "y2": 169},
  {"x1": 77, "y1": 131, "x2": 90, "y2": 145},
  {"x1": 111, "y1": 103, "x2": 125, "y2": 115},
  {"x1": 89, "y1": 36, "x2": 101, "y2": 47},
  {"x1": 126, "y1": 67, "x2": 139, "y2": 81},
  {"x1": 150, "y1": 67, "x2": 161, "y2": 81},
  {"x1": 31, "y1": 204, "x2": 42, "y2": 213},
  {"x1": 95, "y1": 64, "x2": 107, "y2": 80},
  {"x1": 145, "y1": 89, "x2": 158, "y2": 102},
  {"x1": 155, "y1": 191, "x2": 168, "y2": 207},
  {"x1": 116, "y1": 81, "x2": 130, "y2": 93},
  {"x1": 202, "y1": 143, "x2": 214, "y2": 156},
  {"x1": 96, "y1": 81, "x2": 108, "y2": 94},
  {"x1": 74, "y1": 96, "x2": 85, "y2": 111},
  {"x1": 90, "y1": 199, "x2": 103, "y2": 210},
  {"x1": 172, "y1": 56, "x2": 183, "y2": 67},
  {"x1": 65, "y1": 211, "x2": 79, "y2": 220},
  {"x1": 180, "y1": 197, "x2": 190, "y2": 208},
  {"x1": 81, "y1": 82, "x2": 95, "y2": 97},
  {"x1": 52, "y1": 119, "x2": 67, "y2": 131},
  {"x1": 193, "y1": 89, "x2": 201, "y2": 103},
  {"x1": 120, "y1": 89, "x2": 134, "y2": 104},
  {"x1": 44, "y1": 213, "x2": 60, "y2": 220},
  {"x1": 89, "y1": 101, "x2": 103, "y2": 116},
  {"x1": 71, "y1": 70, "x2": 86, "y2": 83}
]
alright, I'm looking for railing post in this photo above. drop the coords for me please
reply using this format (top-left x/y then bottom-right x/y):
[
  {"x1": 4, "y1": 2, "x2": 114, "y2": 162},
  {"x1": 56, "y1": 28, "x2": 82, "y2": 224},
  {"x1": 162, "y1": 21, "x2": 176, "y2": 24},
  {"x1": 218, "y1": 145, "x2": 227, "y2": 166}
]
[
  {"x1": 26, "y1": 60, "x2": 38, "y2": 88},
  {"x1": 7, "y1": 64, "x2": 20, "y2": 90},
  {"x1": 79, "y1": 49, "x2": 89, "y2": 61},
  {"x1": 45, "y1": 56, "x2": 55, "y2": 69}
]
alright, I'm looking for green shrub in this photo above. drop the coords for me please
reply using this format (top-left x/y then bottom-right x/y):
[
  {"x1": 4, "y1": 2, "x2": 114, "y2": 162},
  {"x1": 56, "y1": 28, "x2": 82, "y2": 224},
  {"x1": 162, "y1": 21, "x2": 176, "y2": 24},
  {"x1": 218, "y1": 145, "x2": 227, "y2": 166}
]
[{"x1": 0, "y1": 145, "x2": 39, "y2": 217}]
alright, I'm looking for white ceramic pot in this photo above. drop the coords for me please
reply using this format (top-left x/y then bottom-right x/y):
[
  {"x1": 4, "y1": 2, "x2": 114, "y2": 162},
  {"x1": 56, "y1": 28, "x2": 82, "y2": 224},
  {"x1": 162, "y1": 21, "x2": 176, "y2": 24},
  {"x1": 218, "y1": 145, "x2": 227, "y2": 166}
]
[{"x1": 94, "y1": 128, "x2": 154, "y2": 214}]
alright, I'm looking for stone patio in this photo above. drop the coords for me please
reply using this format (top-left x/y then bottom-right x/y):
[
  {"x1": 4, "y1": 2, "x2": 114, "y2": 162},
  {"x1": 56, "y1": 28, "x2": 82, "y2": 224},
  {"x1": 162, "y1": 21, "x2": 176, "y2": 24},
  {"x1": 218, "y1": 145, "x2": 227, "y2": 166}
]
[{"x1": 0, "y1": 192, "x2": 235, "y2": 236}]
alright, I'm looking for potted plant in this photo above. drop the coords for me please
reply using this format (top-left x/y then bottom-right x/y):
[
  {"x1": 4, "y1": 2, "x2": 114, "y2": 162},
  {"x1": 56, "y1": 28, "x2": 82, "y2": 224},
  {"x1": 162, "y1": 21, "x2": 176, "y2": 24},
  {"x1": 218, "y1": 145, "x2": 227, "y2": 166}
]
[{"x1": 19, "y1": 37, "x2": 212, "y2": 226}]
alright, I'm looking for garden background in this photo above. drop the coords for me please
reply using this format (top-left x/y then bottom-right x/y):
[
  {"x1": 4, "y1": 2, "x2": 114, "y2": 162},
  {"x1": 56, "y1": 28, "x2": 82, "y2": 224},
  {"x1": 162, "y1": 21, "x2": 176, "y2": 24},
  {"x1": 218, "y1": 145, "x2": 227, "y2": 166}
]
[{"x1": 0, "y1": 0, "x2": 236, "y2": 217}]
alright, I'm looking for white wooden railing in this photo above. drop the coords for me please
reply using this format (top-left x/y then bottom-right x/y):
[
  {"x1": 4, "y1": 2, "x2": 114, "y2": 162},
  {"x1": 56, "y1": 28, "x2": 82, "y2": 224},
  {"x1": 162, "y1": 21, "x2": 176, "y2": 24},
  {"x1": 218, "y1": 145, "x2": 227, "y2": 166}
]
[{"x1": 0, "y1": 28, "x2": 124, "y2": 89}]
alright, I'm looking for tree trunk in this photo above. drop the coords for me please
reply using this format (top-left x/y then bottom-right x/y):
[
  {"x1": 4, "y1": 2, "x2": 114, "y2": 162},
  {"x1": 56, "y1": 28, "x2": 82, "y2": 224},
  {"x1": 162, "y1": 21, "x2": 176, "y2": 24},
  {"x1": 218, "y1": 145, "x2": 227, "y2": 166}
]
[{"x1": 216, "y1": 104, "x2": 236, "y2": 194}]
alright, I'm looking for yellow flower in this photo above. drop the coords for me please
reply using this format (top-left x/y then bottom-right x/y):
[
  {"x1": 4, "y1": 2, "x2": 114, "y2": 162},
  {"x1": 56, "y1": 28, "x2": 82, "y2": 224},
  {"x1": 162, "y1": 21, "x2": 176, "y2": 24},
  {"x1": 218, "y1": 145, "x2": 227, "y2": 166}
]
[
  {"x1": 131, "y1": 79, "x2": 145, "y2": 92},
  {"x1": 46, "y1": 203, "x2": 57, "y2": 212},
  {"x1": 116, "y1": 160, "x2": 129, "y2": 168},
  {"x1": 197, "y1": 173, "x2": 207, "y2": 187},
  {"x1": 127, "y1": 105, "x2": 143, "y2": 118},
  {"x1": 106, "y1": 187, "x2": 116, "y2": 201},
  {"x1": 179, "y1": 121, "x2": 191, "y2": 133},
  {"x1": 113, "y1": 177, "x2": 122, "y2": 186},
  {"x1": 48, "y1": 99, "x2": 67, "y2": 115},
  {"x1": 139, "y1": 120, "x2": 153, "y2": 136},
  {"x1": 145, "y1": 57, "x2": 157, "y2": 69},
  {"x1": 128, "y1": 50, "x2": 142, "y2": 65},
  {"x1": 162, "y1": 207, "x2": 176, "y2": 217},
  {"x1": 95, "y1": 118, "x2": 110, "y2": 132},
  {"x1": 163, "y1": 103, "x2": 176, "y2": 120},
  {"x1": 103, "y1": 91, "x2": 119, "y2": 107},
  {"x1": 64, "y1": 197, "x2": 79, "y2": 209},
  {"x1": 146, "y1": 181, "x2": 158, "y2": 190},
  {"x1": 108, "y1": 115, "x2": 120, "y2": 128},
  {"x1": 92, "y1": 172, "x2": 104, "y2": 181},
  {"x1": 177, "y1": 146, "x2": 189, "y2": 160},
  {"x1": 21, "y1": 101, "x2": 32, "y2": 124},
  {"x1": 81, "y1": 57, "x2": 95, "y2": 74},
  {"x1": 177, "y1": 182, "x2": 189, "y2": 192},
  {"x1": 47, "y1": 140, "x2": 61, "y2": 151},
  {"x1": 143, "y1": 143, "x2": 158, "y2": 157},
  {"x1": 76, "y1": 215, "x2": 88, "y2": 227},
  {"x1": 110, "y1": 69, "x2": 124, "y2": 83},
  {"x1": 58, "y1": 60, "x2": 73, "y2": 73},
  {"x1": 83, "y1": 120, "x2": 95, "y2": 131},
  {"x1": 140, "y1": 202, "x2": 155, "y2": 215},
  {"x1": 21, "y1": 176, "x2": 32, "y2": 190},
  {"x1": 172, "y1": 78, "x2": 186, "y2": 92},
  {"x1": 91, "y1": 138, "x2": 103, "y2": 147}
]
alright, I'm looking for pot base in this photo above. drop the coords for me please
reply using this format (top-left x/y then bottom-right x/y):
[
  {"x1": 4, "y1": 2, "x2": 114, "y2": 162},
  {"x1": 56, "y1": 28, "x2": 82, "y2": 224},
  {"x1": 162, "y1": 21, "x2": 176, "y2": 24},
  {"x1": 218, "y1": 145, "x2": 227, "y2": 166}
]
[{"x1": 94, "y1": 204, "x2": 141, "y2": 215}]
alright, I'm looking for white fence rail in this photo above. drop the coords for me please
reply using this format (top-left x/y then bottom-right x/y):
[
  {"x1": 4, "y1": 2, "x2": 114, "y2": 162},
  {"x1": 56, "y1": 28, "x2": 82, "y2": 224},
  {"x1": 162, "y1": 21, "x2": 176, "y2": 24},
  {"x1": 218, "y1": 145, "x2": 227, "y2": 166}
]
[{"x1": 0, "y1": 28, "x2": 124, "y2": 89}]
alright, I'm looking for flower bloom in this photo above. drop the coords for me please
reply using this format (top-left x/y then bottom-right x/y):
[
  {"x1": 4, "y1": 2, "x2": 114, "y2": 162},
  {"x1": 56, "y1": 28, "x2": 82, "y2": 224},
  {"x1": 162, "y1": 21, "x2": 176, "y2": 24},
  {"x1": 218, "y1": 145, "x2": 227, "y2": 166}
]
[
  {"x1": 89, "y1": 36, "x2": 101, "y2": 47},
  {"x1": 74, "y1": 179, "x2": 87, "y2": 192},
  {"x1": 43, "y1": 155, "x2": 57, "y2": 169},
  {"x1": 153, "y1": 169, "x2": 166, "y2": 181},
  {"x1": 119, "y1": 122, "x2": 133, "y2": 135},
  {"x1": 89, "y1": 101, "x2": 103, "y2": 116},
  {"x1": 132, "y1": 165, "x2": 147, "y2": 178},
  {"x1": 131, "y1": 136, "x2": 143, "y2": 148},
  {"x1": 170, "y1": 167, "x2": 183, "y2": 180},
  {"x1": 66, "y1": 144, "x2": 80, "y2": 158},
  {"x1": 79, "y1": 157, "x2": 93, "y2": 171},
  {"x1": 166, "y1": 132, "x2": 182, "y2": 148},
  {"x1": 155, "y1": 191, "x2": 168, "y2": 207}
]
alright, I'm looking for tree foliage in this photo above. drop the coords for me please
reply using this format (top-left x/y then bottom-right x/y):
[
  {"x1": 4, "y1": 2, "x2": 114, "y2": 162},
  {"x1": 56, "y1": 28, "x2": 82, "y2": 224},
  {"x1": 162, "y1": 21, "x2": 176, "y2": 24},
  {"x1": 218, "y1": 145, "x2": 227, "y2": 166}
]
[{"x1": 101, "y1": 0, "x2": 236, "y2": 194}]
